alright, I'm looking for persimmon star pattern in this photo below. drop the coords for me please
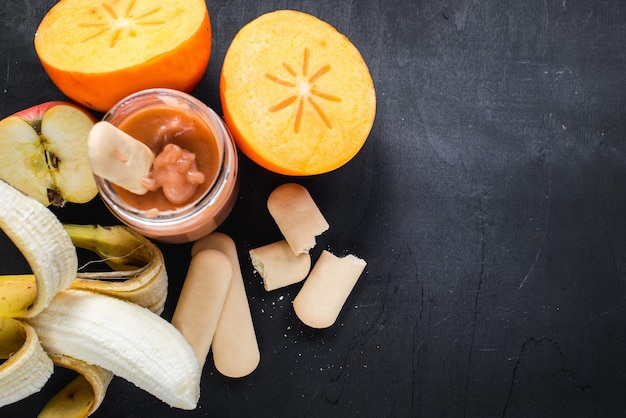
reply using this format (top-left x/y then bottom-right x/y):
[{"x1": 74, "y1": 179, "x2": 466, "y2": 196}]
[
  {"x1": 266, "y1": 47, "x2": 342, "y2": 133},
  {"x1": 79, "y1": 1, "x2": 165, "y2": 47}
]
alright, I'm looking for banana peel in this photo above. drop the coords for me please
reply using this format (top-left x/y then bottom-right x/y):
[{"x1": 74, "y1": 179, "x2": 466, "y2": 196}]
[
  {"x1": 0, "y1": 180, "x2": 200, "y2": 416},
  {"x1": 0, "y1": 318, "x2": 54, "y2": 408},
  {"x1": 0, "y1": 275, "x2": 37, "y2": 318},
  {"x1": 39, "y1": 354, "x2": 113, "y2": 418},
  {"x1": 0, "y1": 225, "x2": 168, "y2": 318},
  {"x1": 65, "y1": 224, "x2": 168, "y2": 314}
]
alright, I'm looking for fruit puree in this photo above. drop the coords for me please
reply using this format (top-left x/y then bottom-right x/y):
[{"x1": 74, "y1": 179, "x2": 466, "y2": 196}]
[
  {"x1": 95, "y1": 88, "x2": 239, "y2": 244},
  {"x1": 114, "y1": 107, "x2": 220, "y2": 210}
]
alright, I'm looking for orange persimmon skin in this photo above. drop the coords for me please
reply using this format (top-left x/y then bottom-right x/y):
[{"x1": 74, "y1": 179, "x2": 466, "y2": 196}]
[
  {"x1": 220, "y1": 10, "x2": 376, "y2": 176},
  {"x1": 34, "y1": 0, "x2": 212, "y2": 112}
]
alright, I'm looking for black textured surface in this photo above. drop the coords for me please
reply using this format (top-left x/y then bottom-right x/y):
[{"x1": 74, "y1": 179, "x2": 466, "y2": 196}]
[{"x1": 1, "y1": 1, "x2": 626, "y2": 417}]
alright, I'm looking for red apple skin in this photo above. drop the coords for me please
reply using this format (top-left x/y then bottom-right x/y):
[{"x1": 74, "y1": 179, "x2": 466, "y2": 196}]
[{"x1": 9, "y1": 101, "x2": 96, "y2": 125}]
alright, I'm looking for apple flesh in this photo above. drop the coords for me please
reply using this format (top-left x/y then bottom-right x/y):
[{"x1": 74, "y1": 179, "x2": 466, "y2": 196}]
[{"x1": 0, "y1": 101, "x2": 98, "y2": 207}]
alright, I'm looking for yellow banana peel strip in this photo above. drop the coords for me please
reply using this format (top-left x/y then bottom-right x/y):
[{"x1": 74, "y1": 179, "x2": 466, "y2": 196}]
[
  {"x1": 0, "y1": 275, "x2": 37, "y2": 318},
  {"x1": 0, "y1": 318, "x2": 53, "y2": 408},
  {"x1": 39, "y1": 354, "x2": 113, "y2": 418},
  {"x1": 0, "y1": 180, "x2": 196, "y2": 416},
  {"x1": 64, "y1": 224, "x2": 168, "y2": 314}
]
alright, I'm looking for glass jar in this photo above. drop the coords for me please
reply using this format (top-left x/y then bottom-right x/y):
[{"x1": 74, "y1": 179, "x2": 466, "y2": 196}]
[{"x1": 95, "y1": 88, "x2": 239, "y2": 244}]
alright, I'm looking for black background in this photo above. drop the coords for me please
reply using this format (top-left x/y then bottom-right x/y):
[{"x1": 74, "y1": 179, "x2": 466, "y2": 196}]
[{"x1": 2, "y1": 1, "x2": 626, "y2": 417}]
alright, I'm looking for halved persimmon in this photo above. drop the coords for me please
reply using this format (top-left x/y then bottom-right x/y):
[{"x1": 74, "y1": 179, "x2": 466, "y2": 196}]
[
  {"x1": 34, "y1": 0, "x2": 212, "y2": 112},
  {"x1": 220, "y1": 10, "x2": 376, "y2": 176}
]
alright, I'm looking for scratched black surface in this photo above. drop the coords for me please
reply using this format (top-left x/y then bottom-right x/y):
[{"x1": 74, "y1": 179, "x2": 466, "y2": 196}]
[{"x1": 1, "y1": 1, "x2": 626, "y2": 417}]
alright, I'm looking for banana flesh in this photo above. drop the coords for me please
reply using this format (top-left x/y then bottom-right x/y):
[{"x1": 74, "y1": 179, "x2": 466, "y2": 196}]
[
  {"x1": 0, "y1": 179, "x2": 200, "y2": 414},
  {"x1": 29, "y1": 289, "x2": 200, "y2": 410}
]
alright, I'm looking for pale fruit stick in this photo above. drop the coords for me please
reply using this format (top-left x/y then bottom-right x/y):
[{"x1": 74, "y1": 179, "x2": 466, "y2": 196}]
[
  {"x1": 171, "y1": 249, "x2": 232, "y2": 368},
  {"x1": 191, "y1": 232, "x2": 260, "y2": 378},
  {"x1": 293, "y1": 250, "x2": 366, "y2": 329},
  {"x1": 267, "y1": 183, "x2": 329, "y2": 255},
  {"x1": 249, "y1": 240, "x2": 311, "y2": 291},
  {"x1": 87, "y1": 121, "x2": 154, "y2": 195}
]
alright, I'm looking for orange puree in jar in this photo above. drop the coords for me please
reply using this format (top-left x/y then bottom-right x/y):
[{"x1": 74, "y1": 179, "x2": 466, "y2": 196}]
[
  {"x1": 142, "y1": 143, "x2": 206, "y2": 205},
  {"x1": 94, "y1": 88, "x2": 239, "y2": 244},
  {"x1": 114, "y1": 107, "x2": 220, "y2": 211}
]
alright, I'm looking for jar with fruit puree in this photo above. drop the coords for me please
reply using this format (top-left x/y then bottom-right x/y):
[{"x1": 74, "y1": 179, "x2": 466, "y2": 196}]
[{"x1": 94, "y1": 88, "x2": 239, "y2": 244}]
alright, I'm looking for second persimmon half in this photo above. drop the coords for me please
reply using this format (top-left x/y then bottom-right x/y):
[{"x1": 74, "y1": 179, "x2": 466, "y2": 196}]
[
  {"x1": 34, "y1": 0, "x2": 211, "y2": 112},
  {"x1": 220, "y1": 10, "x2": 376, "y2": 176}
]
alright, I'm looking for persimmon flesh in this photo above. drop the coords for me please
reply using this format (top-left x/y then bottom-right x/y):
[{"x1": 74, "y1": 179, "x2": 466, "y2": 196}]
[
  {"x1": 34, "y1": 0, "x2": 212, "y2": 112},
  {"x1": 220, "y1": 10, "x2": 376, "y2": 175}
]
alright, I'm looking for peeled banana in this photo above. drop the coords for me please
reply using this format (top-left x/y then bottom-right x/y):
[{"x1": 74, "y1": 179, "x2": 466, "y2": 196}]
[
  {"x1": 0, "y1": 179, "x2": 201, "y2": 415},
  {"x1": 29, "y1": 289, "x2": 200, "y2": 410}
]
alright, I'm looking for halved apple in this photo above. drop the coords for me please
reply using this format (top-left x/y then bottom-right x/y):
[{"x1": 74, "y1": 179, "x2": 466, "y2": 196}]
[{"x1": 0, "y1": 101, "x2": 98, "y2": 206}]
